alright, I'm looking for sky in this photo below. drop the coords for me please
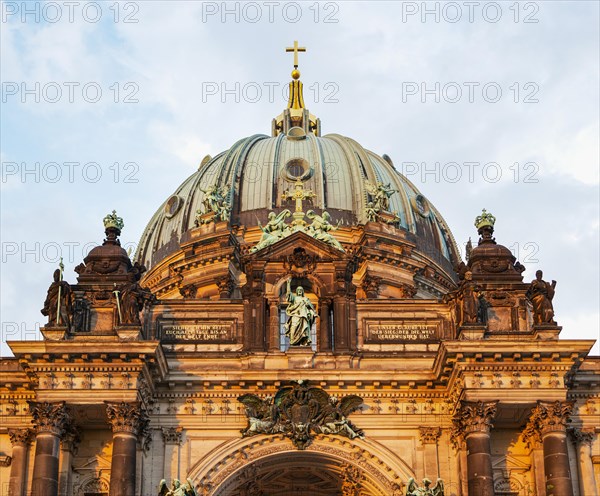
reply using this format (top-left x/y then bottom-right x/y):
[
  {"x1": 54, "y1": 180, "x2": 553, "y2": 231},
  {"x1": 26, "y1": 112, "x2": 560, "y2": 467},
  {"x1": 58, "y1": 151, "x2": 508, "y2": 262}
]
[{"x1": 1, "y1": 0, "x2": 598, "y2": 356}]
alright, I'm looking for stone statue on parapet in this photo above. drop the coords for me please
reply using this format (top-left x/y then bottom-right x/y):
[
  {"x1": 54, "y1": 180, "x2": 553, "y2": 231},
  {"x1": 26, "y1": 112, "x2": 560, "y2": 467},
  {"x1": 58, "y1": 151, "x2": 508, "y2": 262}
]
[
  {"x1": 526, "y1": 269, "x2": 557, "y2": 325},
  {"x1": 116, "y1": 262, "x2": 154, "y2": 326},
  {"x1": 196, "y1": 184, "x2": 231, "y2": 224},
  {"x1": 306, "y1": 210, "x2": 344, "y2": 251},
  {"x1": 250, "y1": 210, "x2": 292, "y2": 253},
  {"x1": 405, "y1": 478, "x2": 444, "y2": 496},
  {"x1": 41, "y1": 259, "x2": 72, "y2": 329},
  {"x1": 158, "y1": 478, "x2": 197, "y2": 496}
]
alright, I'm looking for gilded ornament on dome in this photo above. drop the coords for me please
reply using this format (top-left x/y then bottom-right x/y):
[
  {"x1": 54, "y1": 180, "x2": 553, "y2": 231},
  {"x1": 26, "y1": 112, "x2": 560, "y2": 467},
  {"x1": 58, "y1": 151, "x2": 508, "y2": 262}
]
[
  {"x1": 103, "y1": 210, "x2": 124, "y2": 231},
  {"x1": 474, "y1": 209, "x2": 496, "y2": 230}
]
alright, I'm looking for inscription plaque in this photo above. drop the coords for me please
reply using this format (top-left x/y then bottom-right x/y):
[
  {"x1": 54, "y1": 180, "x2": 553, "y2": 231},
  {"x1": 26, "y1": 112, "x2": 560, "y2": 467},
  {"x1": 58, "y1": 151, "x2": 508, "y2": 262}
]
[
  {"x1": 365, "y1": 321, "x2": 439, "y2": 343},
  {"x1": 161, "y1": 323, "x2": 235, "y2": 343}
]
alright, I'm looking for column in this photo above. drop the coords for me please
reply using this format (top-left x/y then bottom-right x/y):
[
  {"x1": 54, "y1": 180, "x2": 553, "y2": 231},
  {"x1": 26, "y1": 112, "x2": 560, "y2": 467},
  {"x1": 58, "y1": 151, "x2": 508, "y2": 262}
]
[
  {"x1": 268, "y1": 298, "x2": 280, "y2": 351},
  {"x1": 8, "y1": 428, "x2": 32, "y2": 496},
  {"x1": 162, "y1": 427, "x2": 183, "y2": 482},
  {"x1": 569, "y1": 427, "x2": 597, "y2": 496},
  {"x1": 419, "y1": 427, "x2": 441, "y2": 479},
  {"x1": 106, "y1": 402, "x2": 149, "y2": 496},
  {"x1": 29, "y1": 401, "x2": 71, "y2": 496},
  {"x1": 318, "y1": 298, "x2": 331, "y2": 351},
  {"x1": 58, "y1": 429, "x2": 79, "y2": 496},
  {"x1": 525, "y1": 400, "x2": 575, "y2": 496},
  {"x1": 333, "y1": 296, "x2": 349, "y2": 351},
  {"x1": 453, "y1": 400, "x2": 497, "y2": 496}
]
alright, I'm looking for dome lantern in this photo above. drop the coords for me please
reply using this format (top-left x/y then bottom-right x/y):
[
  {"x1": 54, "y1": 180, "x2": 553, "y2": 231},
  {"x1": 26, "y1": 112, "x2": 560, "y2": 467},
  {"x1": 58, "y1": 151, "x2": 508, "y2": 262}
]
[{"x1": 272, "y1": 41, "x2": 321, "y2": 137}]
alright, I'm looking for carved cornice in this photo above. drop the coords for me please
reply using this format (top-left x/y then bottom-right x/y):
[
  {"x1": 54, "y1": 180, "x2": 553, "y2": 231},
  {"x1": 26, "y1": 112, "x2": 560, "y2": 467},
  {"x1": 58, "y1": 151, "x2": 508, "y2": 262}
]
[
  {"x1": 28, "y1": 401, "x2": 71, "y2": 436},
  {"x1": 452, "y1": 400, "x2": 497, "y2": 436},
  {"x1": 162, "y1": 426, "x2": 183, "y2": 445},
  {"x1": 8, "y1": 428, "x2": 33, "y2": 447},
  {"x1": 105, "y1": 401, "x2": 149, "y2": 437},
  {"x1": 418, "y1": 427, "x2": 441, "y2": 445}
]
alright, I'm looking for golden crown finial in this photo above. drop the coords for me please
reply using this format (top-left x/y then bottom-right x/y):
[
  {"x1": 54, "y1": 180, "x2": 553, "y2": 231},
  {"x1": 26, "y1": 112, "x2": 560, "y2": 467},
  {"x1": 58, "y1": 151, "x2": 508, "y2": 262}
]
[{"x1": 474, "y1": 209, "x2": 496, "y2": 230}]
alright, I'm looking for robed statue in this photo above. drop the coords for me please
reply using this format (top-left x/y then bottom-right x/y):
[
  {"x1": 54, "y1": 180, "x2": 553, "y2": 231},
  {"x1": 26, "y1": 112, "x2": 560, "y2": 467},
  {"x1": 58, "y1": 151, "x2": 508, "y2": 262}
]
[
  {"x1": 526, "y1": 270, "x2": 556, "y2": 325},
  {"x1": 284, "y1": 280, "x2": 316, "y2": 346},
  {"x1": 158, "y1": 479, "x2": 197, "y2": 496},
  {"x1": 41, "y1": 266, "x2": 72, "y2": 328}
]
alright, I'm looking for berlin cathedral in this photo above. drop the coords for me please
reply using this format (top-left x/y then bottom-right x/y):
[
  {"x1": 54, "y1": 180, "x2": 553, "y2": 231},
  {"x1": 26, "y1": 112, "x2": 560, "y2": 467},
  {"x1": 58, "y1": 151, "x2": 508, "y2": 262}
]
[{"x1": 1, "y1": 43, "x2": 598, "y2": 496}]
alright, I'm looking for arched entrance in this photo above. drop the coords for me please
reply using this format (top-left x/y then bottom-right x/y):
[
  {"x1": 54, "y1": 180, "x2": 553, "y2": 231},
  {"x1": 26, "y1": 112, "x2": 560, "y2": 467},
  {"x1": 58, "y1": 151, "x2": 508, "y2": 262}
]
[{"x1": 190, "y1": 435, "x2": 412, "y2": 496}]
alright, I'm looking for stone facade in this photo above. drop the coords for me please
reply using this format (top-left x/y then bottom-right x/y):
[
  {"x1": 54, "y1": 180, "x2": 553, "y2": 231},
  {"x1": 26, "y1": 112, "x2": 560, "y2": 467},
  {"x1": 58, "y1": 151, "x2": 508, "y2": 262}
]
[{"x1": 0, "y1": 61, "x2": 598, "y2": 496}]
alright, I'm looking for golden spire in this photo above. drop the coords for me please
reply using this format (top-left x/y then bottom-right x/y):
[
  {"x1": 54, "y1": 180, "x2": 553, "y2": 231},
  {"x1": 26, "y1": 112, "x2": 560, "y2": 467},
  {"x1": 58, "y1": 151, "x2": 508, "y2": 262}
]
[{"x1": 272, "y1": 40, "x2": 321, "y2": 137}]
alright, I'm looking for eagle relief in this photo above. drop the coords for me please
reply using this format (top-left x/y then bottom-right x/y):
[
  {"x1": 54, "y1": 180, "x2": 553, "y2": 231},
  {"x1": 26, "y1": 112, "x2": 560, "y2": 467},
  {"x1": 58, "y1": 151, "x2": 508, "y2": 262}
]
[{"x1": 238, "y1": 380, "x2": 365, "y2": 449}]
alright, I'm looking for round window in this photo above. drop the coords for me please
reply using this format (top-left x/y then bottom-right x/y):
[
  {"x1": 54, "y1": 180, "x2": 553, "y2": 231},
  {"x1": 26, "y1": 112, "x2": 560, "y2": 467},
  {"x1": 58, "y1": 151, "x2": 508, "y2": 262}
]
[
  {"x1": 165, "y1": 195, "x2": 182, "y2": 219},
  {"x1": 282, "y1": 158, "x2": 312, "y2": 182},
  {"x1": 411, "y1": 194, "x2": 431, "y2": 218}
]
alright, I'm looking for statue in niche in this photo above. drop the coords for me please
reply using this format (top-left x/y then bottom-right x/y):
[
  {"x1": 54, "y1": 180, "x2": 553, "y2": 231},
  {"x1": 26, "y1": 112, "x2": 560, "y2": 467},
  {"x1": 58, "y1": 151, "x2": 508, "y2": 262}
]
[
  {"x1": 406, "y1": 478, "x2": 445, "y2": 496},
  {"x1": 457, "y1": 271, "x2": 479, "y2": 325},
  {"x1": 526, "y1": 270, "x2": 556, "y2": 325},
  {"x1": 284, "y1": 279, "x2": 316, "y2": 346},
  {"x1": 158, "y1": 478, "x2": 197, "y2": 496},
  {"x1": 306, "y1": 210, "x2": 344, "y2": 251},
  {"x1": 41, "y1": 265, "x2": 72, "y2": 328},
  {"x1": 250, "y1": 210, "x2": 291, "y2": 253}
]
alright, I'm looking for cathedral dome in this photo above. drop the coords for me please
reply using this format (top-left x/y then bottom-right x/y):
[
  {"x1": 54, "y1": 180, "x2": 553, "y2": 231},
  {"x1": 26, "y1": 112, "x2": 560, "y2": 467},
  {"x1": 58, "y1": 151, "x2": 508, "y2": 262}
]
[{"x1": 136, "y1": 131, "x2": 460, "y2": 273}]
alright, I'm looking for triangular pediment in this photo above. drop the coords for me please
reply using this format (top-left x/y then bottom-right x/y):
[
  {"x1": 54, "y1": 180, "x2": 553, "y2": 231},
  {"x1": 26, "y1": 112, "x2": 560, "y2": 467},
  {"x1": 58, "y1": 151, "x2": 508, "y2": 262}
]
[
  {"x1": 492, "y1": 454, "x2": 531, "y2": 471},
  {"x1": 247, "y1": 230, "x2": 348, "y2": 261},
  {"x1": 74, "y1": 454, "x2": 112, "y2": 472}
]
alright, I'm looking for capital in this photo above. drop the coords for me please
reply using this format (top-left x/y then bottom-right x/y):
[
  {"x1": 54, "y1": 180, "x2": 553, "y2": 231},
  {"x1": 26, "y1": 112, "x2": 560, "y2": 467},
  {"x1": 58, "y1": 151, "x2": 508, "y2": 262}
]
[
  {"x1": 8, "y1": 428, "x2": 33, "y2": 447},
  {"x1": 28, "y1": 401, "x2": 71, "y2": 436},
  {"x1": 531, "y1": 400, "x2": 573, "y2": 436},
  {"x1": 453, "y1": 400, "x2": 498, "y2": 435},
  {"x1": 419, "y1": 427, "x2": 441, "y2": 445},
  {"x1": 568, "y1": 426, "x2": 595, "y2": 446},
  {"x1": 105, "y1": 402, "x2": 149, "y2": 436},
  {"x1": 162, "y1": 426, "x2": 183, "y2": 445}
]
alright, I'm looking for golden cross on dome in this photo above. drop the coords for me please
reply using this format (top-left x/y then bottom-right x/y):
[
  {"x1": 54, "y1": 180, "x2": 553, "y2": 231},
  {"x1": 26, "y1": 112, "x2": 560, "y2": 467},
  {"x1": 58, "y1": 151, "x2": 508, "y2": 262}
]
[
  {"x1": 286, "y1": 40, "x2": 306, "y2": 68},
  {"x1": 282, "y1": 180, "x2": 316, "y2": 214}
]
